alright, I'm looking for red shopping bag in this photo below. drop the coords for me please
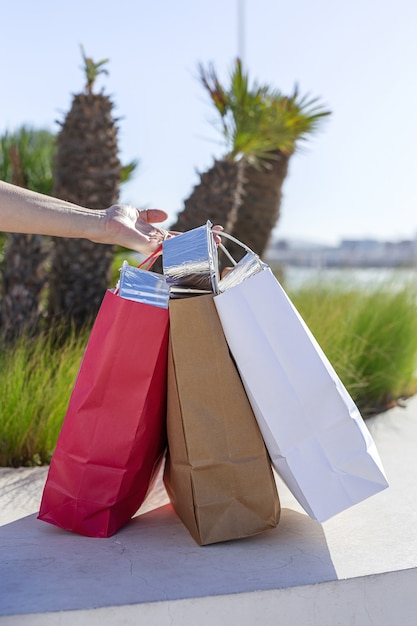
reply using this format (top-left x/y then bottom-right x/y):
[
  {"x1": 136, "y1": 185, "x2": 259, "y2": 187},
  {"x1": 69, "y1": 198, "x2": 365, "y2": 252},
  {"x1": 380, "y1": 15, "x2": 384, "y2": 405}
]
[{"x1": 38, "y1": 289, "x2": 169, "y2": 537}]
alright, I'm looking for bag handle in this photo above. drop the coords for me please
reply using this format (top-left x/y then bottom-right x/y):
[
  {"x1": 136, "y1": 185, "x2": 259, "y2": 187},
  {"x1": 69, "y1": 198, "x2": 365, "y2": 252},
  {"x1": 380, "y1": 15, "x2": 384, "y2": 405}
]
[
  {"x1": 137, "y1": 245, "x2": 163, "y2": 271},
  {"x1": 211, "y1": 229, "x2": 260, "y2": 266},
  {"x1": 114, "y1": 246, "x2": 162, "y2": 295}
]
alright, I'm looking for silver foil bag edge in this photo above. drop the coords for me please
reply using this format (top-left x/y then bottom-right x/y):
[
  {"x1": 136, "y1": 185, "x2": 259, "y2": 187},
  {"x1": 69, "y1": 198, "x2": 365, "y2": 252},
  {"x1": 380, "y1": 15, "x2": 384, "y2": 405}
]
[
  {"x1": 162, "y1": 222, "x2": 219, "y2": 294},
  {"x1": 118, "y1": 262, "x2": 170, "y2": 309},
  {"x1": 218, "y1": 252, "x2": 268, "y2": 292}
]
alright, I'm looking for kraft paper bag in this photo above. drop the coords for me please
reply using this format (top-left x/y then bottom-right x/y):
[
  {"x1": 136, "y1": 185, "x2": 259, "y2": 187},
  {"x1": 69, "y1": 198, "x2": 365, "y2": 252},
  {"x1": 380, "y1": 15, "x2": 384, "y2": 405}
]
[
  {"x1": 163, "y1": 294, "x2": 280, "y2": 545},
  {"x1": 214, "y1": 268, "x2": 389, "y2": 522}
]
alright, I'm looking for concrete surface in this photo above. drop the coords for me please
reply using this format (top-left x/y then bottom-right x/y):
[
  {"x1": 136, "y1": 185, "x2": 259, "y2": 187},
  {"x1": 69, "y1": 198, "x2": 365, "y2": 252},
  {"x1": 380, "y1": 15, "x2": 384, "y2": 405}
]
[{"x1": 1, "y1": 397, "x2": 417, "y2": 625}]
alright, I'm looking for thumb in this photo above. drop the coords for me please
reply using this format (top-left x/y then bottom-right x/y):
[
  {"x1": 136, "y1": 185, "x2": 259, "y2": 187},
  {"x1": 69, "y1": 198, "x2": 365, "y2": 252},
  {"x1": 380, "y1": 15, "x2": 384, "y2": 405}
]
[{"x1": 140, "y1": 208, "x2": 168, "y2": 224}]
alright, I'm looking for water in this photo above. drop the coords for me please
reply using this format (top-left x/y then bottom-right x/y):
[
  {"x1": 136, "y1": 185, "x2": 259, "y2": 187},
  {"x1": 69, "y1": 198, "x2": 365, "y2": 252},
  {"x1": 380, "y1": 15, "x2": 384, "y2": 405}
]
[{"x1": 279, "y1": 265, "x2": 417, "y2": 292}]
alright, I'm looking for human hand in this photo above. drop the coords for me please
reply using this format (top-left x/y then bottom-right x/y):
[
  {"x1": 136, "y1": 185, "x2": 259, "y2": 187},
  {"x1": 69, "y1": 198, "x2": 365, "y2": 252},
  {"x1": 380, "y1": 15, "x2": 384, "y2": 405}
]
[
  {"x1": 101, "y1": 205, "x2": 224, "y2": 255},
  {"x1": 212, "y1": 224, "x2": 224, "y2": 245},
  {"x1": 101, "y1": 204, "x2": 175, "y2": 254}
]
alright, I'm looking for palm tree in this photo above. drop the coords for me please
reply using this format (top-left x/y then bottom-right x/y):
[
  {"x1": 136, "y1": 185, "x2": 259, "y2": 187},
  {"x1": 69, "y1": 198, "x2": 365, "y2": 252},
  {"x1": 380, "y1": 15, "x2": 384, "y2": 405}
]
[
  {"x1": 47, "y1": 46, "x2": 122, "y2": 328},
  {"x1": 171, "y1": 59, "x2": 330, "y2": 260},
  {"x1": 0, "y1": 127, "x2": 55, "y2": 340},
  {"x1": 229, "y1": 84, "x2": 331, "y2": 260},
  {"x1": 170, "y1": 158, "x2": 246, "y2": 235}
]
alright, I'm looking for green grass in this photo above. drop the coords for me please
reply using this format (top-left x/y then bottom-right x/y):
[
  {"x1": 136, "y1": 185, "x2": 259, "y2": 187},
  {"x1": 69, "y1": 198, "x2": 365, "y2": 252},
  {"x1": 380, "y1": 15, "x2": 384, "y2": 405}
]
[
  {"x1": 1, "y1": 275, "x2": 417, "y2": 466},
  {"x1": 289, "y1": 278, "x2": 417, "y2": 415},
  {"x1": 0, "y1": 325, "x2": 91, "y2": 467}
]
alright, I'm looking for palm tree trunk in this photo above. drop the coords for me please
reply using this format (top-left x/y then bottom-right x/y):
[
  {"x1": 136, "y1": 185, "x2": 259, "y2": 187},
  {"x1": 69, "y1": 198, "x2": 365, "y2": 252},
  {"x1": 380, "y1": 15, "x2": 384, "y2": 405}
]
[
  {"x1": 170, "y1": 158, "x2": 246, "y2": 233},
  {"x1": 0, "y1": 145, "x2": 50, "y2": 341},
  {"x1": 0, "y1": 234, "x2": 49, "y2": 341},
  {"x1": 47, "y1": 92, "x2": 121, "y2": 329},
  {"x1": 154, "y1": 158, "x2": 246, "y2": 275},
  {"x1": 226, "y1": 151, "x2": 290, "y2": 261},
  {"x1": 48, "y1": 239, "x2": 115, "y2": 328}
]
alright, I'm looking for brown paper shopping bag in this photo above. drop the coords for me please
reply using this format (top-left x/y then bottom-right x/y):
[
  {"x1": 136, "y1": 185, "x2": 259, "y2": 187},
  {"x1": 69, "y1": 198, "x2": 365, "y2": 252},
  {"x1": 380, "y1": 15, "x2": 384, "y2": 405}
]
[{"x1": 163, "y1": 294, "x2": 280, "y2": 545}]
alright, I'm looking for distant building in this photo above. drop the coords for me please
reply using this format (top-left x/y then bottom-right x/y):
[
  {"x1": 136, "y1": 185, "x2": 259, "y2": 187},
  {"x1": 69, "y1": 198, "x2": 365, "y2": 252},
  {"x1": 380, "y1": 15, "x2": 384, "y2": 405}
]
[{"x1": 266, "y1": 235, "x2": 417, "y2": 268}]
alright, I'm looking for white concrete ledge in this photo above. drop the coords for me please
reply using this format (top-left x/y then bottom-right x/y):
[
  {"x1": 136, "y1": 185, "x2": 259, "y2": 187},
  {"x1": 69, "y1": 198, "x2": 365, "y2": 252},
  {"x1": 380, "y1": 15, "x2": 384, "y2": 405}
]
[{"x1": 1, "y1": 397, "x2": 417, "y2": 625}]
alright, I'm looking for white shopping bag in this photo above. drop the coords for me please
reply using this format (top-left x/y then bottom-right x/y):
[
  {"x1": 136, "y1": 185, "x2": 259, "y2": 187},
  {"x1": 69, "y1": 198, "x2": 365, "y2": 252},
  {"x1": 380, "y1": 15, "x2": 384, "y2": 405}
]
[{"x1": 214, "y1": 268, "x2": 389, "y2": 522}]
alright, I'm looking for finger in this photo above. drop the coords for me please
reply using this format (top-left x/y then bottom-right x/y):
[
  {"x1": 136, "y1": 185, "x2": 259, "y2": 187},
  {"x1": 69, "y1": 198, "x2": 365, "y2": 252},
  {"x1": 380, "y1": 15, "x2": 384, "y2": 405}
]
[
  {"x1": 140, "y1": 208, "x2": 168, "y2": 224},
  {"x1": 221, "y1": 267, "x2": 233, "y2": 278},
  {"x1": 211, "y1": 224, "x2": 224, "y2": 244}
]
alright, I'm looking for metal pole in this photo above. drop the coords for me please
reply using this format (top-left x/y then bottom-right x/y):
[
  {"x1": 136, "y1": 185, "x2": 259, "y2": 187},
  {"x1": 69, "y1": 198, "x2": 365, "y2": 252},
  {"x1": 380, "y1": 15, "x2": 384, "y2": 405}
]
[{"x1": 237, "y1": 0, "x2": 246, "y2": 66}]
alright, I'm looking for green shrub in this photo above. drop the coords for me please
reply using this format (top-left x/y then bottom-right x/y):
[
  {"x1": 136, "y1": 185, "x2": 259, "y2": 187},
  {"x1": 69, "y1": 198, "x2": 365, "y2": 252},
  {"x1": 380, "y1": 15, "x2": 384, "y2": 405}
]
[
  {"x1": 0, "y1": 326, "x2": 90, "y2": 466},
  {"x1": 1, "y1": 275, "x2": 416, "y2": 466},
  {"x1": 290, "y1": 279, "x2": 417, "y2": 415}
]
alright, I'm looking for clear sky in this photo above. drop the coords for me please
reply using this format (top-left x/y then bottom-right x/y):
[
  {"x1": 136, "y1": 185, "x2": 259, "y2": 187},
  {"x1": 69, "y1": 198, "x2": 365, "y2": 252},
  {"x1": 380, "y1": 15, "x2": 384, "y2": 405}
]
[{"x1": 2, "y1": 0, "x2": 417, "y2": 245}]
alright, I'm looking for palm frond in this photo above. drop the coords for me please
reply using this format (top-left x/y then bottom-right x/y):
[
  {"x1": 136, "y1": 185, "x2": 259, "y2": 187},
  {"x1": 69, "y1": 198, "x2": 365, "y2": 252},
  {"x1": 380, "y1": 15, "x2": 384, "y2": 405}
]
[
  {"x1": 198, "y1": 59, "x2": 331, "y2": 165},
  {"x1": 0, "y1": 126, "x2": 56, "y2": 194},
  {"x1": 120, "y1": 159, "x2": 139, "y2": 185},
  {"x1": 79, "y1": 44, "x2": 110, "y2": 95}
]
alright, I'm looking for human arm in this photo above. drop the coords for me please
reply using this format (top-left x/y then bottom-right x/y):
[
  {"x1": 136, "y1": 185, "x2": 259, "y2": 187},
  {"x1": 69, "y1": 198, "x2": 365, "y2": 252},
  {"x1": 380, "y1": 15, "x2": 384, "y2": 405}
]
[{"x1": 0, "y1": 181, "x2": 170, "y2": 255}]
